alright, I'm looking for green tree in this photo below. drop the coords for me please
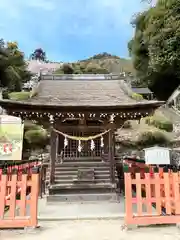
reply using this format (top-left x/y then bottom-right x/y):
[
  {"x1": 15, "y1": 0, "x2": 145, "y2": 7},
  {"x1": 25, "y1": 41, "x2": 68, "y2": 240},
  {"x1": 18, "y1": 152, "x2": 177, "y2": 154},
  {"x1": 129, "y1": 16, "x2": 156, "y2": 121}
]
[
  {"x1": 30, "y1": 48, "x2": 46, "y2": 62},
  {"x1": 62, "y1": 63, "x2": 74, "y2": 74},
  {"x1": 55, "y1": 61, "x2": 110, "y2": 74},
  {"x1": 129, "y1": 0, "x2": 180, "y2": 100},
  {"x1": 0, "y1": 40, "x2": 31, "y2": 92},
  {"x1": 83, "y1": 63, "x2": 109, "y2": 74},
  {"x1": 23, "y1": 121, "x2": 49, "y2": 158}
]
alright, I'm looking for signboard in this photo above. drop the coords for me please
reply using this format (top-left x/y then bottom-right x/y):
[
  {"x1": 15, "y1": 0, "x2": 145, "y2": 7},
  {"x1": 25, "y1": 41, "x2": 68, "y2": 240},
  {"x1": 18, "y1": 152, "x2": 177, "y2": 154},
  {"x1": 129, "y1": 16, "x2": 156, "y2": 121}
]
[
  {"x1": 144, "y1": 146, "x2": 170, "y2": 165},
  {"x1": 0, "y1": 115, "x2": 24, "y2": 161}
]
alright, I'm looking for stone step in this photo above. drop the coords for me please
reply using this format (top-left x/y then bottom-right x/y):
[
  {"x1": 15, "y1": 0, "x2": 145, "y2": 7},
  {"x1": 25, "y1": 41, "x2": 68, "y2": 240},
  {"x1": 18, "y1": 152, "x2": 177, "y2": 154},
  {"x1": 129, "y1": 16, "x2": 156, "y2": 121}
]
[
  {"x1": 50, "y1": 182, "x2": 115, "y2": 188},
  {"x1": 48, "y1": 166, "x2": 110, "y2": 172},
  {"x1": 61, "y1": 158, "x2": 104, "y2": 163},
  {"x1": 46, "y1": 176, "x2": 118, "y2": 185},
  {"x1": 54, "y1": 162, "x2": 110, "y2": 167},
  {"x1": 46, "y1": 174, "x2": 113, "y2": 182},
  {"x1": 62, "y1": 160, "x2": 104, "y2": 164},
  {"x1": 46, "y1": 173, "x2": 111, "y2": 180},
  {"x1": 49, "y1": 174, "x2": 111, "y2": 180},
  {"x1": 48, "y1": 170, "x2": 111, "y2": 176},
  {"x1": 46, "y1": 192, "x2": 120, "y2": 203},
  {"x1": 59, "y1": 169, "x2": 110, "y2": 175},
  {"x1": 48, "y1": 182, "x2": 116, "y2": 194},
  {"x1": 38, "y1": 200, "x2": 124, "y2": 220},
  {"x1": 53, "y1": 179, "x2": 112, "y2": 184}
]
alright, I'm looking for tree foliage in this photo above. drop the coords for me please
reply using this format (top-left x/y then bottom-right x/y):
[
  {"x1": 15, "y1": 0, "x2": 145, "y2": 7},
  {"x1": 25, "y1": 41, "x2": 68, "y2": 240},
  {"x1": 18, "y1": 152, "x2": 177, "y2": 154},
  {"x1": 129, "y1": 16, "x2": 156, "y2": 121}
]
[
  {"x1": 0, "y1": 39, "x2": 31, "y2": 91},
  {"x1": 30, "y1": 48, "x2": 46, "y2": 62},
  {"x1": 129, "y1": 0, "x2": 180, "y2": 100},
  {"x1": 62, "y1": 63, "x2": 74, "y2": 74},
  {"x1": 23, "y1": 121, "x2": 49, "y2": 153},
  {"x1": 56, "y1": 62, "x2": 110, "y2": 74}
]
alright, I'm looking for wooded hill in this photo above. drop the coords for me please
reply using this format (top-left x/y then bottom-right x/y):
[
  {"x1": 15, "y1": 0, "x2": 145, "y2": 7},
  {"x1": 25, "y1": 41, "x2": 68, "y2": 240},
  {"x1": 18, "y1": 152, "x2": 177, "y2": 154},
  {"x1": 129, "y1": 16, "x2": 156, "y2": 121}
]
[{"x1": 55, "y1": 52, "x2": 134, "y2": 74}]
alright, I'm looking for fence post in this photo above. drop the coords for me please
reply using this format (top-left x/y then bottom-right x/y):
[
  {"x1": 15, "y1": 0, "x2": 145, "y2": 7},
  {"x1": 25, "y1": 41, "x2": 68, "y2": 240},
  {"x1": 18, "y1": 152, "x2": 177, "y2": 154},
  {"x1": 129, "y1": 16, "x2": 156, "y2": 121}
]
[
  {"x1": 124, "y1": 165, "x2": 133, "y2": 225},
  {"x1": 9, "y1": 168, "x2": 18, "y2": 219},
  {"x1": 30, "y1": 167, "x2": 39, "y2": 228},
  {"x1": 0, "y1": 169, "x2": 7, "y2": 218}
]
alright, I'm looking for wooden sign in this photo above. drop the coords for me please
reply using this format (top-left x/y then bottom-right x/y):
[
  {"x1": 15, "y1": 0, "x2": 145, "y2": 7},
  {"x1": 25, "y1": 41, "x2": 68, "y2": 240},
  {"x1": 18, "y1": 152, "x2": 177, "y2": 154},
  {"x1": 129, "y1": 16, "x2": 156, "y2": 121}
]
[
  {"x1": 0, "y1": 115, "x2": 24, "y2": 161},
  {"x1": 144, "y1": 146, "x2": 170, "y2": 165},
  {"x1": 77, "y1": 168, "x2": 94, "y2": 181}
]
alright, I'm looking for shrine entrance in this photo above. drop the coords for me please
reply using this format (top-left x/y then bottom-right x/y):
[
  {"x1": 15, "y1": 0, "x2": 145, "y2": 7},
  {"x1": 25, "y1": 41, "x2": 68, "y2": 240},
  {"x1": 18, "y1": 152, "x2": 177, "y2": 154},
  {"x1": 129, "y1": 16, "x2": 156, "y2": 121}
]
[
  {"x1": 0, "y1": 73, "x2": 164, "y2": 201},
  {"x1": 54, "y1": 128, "x2": 110, "y2": 162}
]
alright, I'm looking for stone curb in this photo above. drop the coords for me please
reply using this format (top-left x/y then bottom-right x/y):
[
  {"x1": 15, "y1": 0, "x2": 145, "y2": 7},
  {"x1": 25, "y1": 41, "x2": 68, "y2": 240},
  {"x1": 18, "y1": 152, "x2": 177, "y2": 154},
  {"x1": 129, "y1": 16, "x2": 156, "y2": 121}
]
[{"x1": 38, "y1": 215, "x2": 125, "y2": 221}]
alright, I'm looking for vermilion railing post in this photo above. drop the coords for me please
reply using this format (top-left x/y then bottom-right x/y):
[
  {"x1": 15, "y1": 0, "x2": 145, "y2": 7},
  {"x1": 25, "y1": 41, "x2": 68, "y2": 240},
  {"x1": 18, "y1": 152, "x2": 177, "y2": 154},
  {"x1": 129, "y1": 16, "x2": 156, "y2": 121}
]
[{"x1": 30, "y1": 167, "x2": 39, "y2": 227}]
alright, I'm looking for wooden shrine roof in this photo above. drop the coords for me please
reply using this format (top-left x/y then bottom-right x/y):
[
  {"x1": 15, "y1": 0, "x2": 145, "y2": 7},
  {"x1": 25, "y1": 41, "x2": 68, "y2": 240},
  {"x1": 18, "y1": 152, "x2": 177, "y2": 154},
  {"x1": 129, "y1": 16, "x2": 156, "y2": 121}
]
[{"x1": 0, "y1": 74, "x2": 164, "y2": 111}]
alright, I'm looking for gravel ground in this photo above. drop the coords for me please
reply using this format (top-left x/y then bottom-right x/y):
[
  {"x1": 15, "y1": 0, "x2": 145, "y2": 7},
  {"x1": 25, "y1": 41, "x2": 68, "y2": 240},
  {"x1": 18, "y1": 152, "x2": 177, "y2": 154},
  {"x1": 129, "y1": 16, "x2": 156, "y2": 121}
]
[{"x1": 0, "y1": 220, "x2": 180, "y2": 240}]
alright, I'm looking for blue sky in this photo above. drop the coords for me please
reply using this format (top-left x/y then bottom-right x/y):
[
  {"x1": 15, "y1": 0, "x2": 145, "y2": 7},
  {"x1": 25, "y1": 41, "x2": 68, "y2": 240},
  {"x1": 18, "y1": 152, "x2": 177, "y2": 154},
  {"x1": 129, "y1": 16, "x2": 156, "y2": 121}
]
[{"x1": 0, "y1": 0, "x2": 147, "y2": 61}]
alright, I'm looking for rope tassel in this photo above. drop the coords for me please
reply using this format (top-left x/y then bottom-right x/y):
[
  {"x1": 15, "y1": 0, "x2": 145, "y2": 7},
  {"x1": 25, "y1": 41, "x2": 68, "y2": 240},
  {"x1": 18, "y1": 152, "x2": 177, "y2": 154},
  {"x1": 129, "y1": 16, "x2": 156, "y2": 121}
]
[
  {"x1": 53, "y1": 128, "x2": 111, "y2": 141},
  {"x1": 78, "y1": 140, "x2": 82, "y2": 152},
  {"x1": 64, "y1": 137, "x2": 68, "y2": 148},
  {"x1": 90, "y1": 140, "x2": 95, "y2": 151},
  {"x1": 100, "y1": 136, "x2": 104, "y2": 148}
]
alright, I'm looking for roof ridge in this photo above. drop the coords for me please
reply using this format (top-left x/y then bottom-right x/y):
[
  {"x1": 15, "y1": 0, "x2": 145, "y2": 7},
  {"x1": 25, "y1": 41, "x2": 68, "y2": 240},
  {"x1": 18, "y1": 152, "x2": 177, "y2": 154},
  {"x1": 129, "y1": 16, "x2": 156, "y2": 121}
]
[{"x1": 40, "y1": 73, "x2": 126, "y2": 81}]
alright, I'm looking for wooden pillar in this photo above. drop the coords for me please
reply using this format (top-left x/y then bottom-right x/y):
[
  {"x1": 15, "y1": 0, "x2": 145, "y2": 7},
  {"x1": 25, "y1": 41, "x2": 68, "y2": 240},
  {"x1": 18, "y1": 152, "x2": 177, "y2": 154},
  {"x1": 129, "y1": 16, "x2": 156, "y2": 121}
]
[
  {"x1": 49, "y1": 115, "x2": 56, "y2": 185},
  {"x1": 108, "y1": 114, "x2": 116, "y2": 184},
  {"x1": 108, "y1": 130, "x2": 113, "y2": 183}
]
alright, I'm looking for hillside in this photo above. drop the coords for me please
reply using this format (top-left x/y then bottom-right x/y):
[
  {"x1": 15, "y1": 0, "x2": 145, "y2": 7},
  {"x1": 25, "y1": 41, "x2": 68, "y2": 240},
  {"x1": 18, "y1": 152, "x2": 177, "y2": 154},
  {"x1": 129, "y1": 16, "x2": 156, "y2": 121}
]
[
  {"x1": 80, "y1": 53, "x2": 134, "y2": 74},
  {"x1": 27, "y1": 53, "x2": 134, "y2": 75},
  {"x1": 55, "y1": 53, "x2": 134, "y2": 74}
]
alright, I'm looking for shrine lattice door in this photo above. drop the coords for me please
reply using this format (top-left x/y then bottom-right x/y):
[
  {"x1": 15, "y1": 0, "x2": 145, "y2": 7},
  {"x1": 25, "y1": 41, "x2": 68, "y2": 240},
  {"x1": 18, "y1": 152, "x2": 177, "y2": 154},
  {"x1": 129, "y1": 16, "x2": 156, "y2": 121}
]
[{"x1": 62, "y1": 130, "x2": 108, "y2": 160}]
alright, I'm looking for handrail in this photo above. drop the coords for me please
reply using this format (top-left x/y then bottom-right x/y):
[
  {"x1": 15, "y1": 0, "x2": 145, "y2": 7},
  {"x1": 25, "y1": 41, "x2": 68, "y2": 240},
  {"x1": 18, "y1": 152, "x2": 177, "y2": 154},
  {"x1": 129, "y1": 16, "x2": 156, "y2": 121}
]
[{"x1": 0, "y1": 159, "x2": 41, "y2": 169}]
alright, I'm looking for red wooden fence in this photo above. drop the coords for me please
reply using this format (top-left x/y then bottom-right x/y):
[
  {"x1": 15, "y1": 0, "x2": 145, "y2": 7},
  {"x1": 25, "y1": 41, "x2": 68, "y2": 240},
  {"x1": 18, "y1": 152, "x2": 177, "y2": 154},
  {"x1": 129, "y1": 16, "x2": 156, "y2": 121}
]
[
  {"x1": 124, "y1": 165, "x2": 180, "y2": 226},
  {"x1": 0, "y1": 167, "x2": 40, "y2": 228},
  {"x1": 0, "y1": 161, "x2": 41, "y2": 200}
]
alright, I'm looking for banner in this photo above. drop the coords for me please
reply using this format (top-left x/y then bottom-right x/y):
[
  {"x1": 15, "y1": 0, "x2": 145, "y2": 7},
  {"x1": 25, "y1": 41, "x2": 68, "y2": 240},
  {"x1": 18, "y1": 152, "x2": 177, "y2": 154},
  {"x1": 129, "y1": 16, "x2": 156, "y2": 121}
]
[{"x1": 0, "y1": 115, "x2": 24, "y2": 161}]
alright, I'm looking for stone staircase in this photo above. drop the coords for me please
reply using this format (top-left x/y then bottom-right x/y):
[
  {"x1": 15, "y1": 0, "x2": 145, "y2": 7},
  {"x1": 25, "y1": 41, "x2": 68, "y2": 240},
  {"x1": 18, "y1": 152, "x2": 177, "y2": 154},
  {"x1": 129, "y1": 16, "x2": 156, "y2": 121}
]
[{"x1": 46, "y1": 157, "x2": 119, "y2": 202}]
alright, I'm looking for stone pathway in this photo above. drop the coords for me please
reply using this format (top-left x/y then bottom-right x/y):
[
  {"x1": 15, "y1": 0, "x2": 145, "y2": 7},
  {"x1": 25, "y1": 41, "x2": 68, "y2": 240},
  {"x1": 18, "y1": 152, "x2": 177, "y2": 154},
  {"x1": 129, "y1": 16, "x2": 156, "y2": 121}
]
[
  {"x1": 38, "y1": 198, "x2": 124, "y2": 220},
  {"x1": 1, "y1": 220, "x2": 180, "y2": 240},
  {"x1": 37, "y1": 197, "x2": 156, "y2": 220}
]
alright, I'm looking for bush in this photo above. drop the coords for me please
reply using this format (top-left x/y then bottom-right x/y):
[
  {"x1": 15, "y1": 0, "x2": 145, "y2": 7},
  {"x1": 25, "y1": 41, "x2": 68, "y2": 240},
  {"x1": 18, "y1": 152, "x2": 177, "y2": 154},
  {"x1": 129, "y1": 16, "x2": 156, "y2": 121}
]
[
  {"x1": 24, "y1": 121, "x2": 42, "y2": 131},
  {"x1": 2, "y1": 89, "x2": 9, "y2": 99},
  {"x1": 24, "y1": 129, "x2": 48, "y2": 149},
  {"x1": 123, "y1": 120, "x2": 132, "y2": 129},
  {"x1": 137, "y1": 130, "x2": 169, "y2": 147},
  {"x1": 154, "y1": 117, "x2": 173, "y2": 132},
  {"x1": 131, "y1": 93, "x2": 143, "y2": 100},
  {"x1": 23, "y1": 122, "x2": 49, "y2": 152},
  {"x1": 145, "y1": 115, "x2": 173, "y2": 132},
  {"x1": 145, "y1": 116, "x2": 153, "y2": 125},
  {"x1": 61, "y1": 64, "x2": 74, "y2": 74},
  {"x1": 25, "y1": 129, "x2": 47, "y2": 144},
  {"x1": 8, "y1": 91, "x2": 30, "y2": 100}
]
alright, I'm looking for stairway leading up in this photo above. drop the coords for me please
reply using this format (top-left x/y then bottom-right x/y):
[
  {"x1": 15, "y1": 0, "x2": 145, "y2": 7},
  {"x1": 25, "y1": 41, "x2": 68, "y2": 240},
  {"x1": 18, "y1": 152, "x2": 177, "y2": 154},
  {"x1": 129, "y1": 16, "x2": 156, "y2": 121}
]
[{"x1": 46, "y1": 157, "x2": 119, "y2": 202}]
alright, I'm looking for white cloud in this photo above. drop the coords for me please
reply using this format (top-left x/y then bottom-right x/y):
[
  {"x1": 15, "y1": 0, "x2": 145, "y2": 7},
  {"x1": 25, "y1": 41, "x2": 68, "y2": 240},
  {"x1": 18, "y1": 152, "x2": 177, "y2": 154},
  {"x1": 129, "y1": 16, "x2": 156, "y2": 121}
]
[
  {"x1": 0, "y1": 0, "x2": 137, "y2": 34},
  {"x1": 0, "y1": 0, "x2": 143, "y2": 60}
]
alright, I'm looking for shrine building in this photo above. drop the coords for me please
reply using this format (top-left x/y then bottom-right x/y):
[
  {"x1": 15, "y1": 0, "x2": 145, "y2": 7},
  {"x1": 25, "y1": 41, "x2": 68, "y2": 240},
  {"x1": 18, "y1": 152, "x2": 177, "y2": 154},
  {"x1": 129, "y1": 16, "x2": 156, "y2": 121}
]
[{"x1": 0, "y1": 74, "x2": 163, "y2": 201}]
